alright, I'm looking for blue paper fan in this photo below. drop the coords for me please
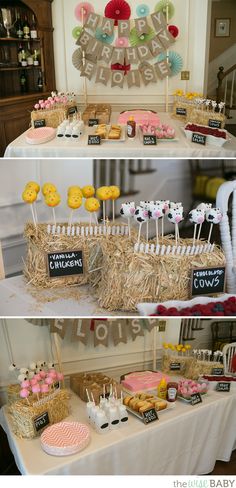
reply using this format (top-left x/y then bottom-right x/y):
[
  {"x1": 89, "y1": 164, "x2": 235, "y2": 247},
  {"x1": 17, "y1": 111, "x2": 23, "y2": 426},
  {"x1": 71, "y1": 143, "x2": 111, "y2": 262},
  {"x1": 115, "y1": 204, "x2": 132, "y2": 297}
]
[
  {"x1": 156, "y1": 51, "x2": 183, "y2": 77},
  {"x1": 95, "y1": 28, "x2": 115, "y2": 44},
  {"x1": 155, "y1": 0, "x2": 175, "y2": 20},
  {"x1": 136, "y1": 4, "x2": 150, "y2": 17}
]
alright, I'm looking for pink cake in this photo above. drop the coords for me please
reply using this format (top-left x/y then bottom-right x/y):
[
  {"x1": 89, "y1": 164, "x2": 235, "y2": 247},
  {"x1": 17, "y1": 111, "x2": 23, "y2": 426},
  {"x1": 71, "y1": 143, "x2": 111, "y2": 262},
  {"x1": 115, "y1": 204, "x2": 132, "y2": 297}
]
[
  {"x1": 41, "y1": 422, "x2": 90, "y2": 456},
  {"x1": 26, "y1": 127, "x2": 56, "y2": 145},
  {"x1": 121, "y1": 371, "x2": 170, "y2": 393},
  {"x1": 118, "y1": 110, "x2": 161, "y2": 126}
]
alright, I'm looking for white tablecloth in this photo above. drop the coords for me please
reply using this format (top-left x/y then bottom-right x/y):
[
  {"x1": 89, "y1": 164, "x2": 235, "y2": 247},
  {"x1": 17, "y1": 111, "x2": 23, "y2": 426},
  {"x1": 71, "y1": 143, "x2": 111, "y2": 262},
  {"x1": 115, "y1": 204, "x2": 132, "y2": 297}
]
[
  {"x1": 4, "y1": 113, "x2": 236, "y2": 158},
  {"x1": 0, "y1": 275, "x2": 132, "y2": 317},
  {"x1": 1, "y1": 390, "x2": 236, "y2": 475}
]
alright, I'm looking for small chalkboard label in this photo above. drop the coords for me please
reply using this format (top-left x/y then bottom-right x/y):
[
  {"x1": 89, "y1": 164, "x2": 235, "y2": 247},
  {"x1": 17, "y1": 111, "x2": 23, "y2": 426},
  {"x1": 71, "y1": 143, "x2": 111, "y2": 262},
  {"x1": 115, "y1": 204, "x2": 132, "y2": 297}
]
[
  {"x1": 88, "y1": 118, "x2": 99, "y2": 127},
  {"x1": 216, "y1": 382, "x2": 231, "y2": 392},
  {"x1": 176, "y1": 108, "x2": 187, "y2": 116},
  {"x1": 88, "y1": 135, "x2": 101, "y2": 145},
  {"x1": 191, "y1": 266, "x2": 226, "y2": 298},
  {"x1": 191, "y1": 393, "x2": 202, "y2": 406},
  {"x1": 143, "y1": 135, "x2": 157, "y2": 145},
  {"x1": 192, "y1": 133, "x2": 206, "y2": 145},
  {"x1": 209, "y1": 119, "x2": 221, "y2": 129},
  {"x1": 34, "y1": 119, "x2": 46, "y2": 128},
  {"x1": 54, "y1": 381, "x2": 60, "y2": 389},
  {"x1": 34, "y1": 411, "x2": 50, "y2": 432},
  {"x1": 67, "y1": 106, "x2": 78, "y2": 116},
  {"x1": 212, "y1": 368, "x2": 224, "y2": 376},
  {"x1": 47, "y1": 250, "x2": 84, "y2": 278},
  {"x1": 142, "y1": 408, "x2": 159, "y2": 424},
  {"x1": 170, "y1": 362, "x2": 181, "y2": 371}
]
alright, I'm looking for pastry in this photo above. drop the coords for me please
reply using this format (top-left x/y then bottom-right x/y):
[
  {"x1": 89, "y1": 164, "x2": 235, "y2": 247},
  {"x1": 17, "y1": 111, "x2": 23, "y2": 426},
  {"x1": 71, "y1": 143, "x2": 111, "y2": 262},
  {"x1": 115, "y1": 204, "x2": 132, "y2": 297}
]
[{"x1": 155, "y1": 400, "x2": 167, "y2": 411}]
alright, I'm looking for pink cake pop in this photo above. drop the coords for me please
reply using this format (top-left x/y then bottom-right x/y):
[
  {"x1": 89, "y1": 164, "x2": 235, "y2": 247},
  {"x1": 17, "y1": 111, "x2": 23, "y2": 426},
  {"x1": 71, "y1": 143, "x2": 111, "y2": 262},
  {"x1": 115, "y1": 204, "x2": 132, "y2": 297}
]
[
  {"x1": 49, "y1": 370, "x2": 57, "y2": 379},
  {"x1": 45, "y1": 376, "x2": 53, "y2": 385},
  {"x1": 57, "y1": 373, "x2": 64, "y2": 381},
  {"x1": 32, "y1": 383, "x2": 41, "y2": 400},
  {"x1": 34, "y1": 373, "x2": 41, "y2": 382},
  {"x1": 21, "y1": 380, "x2": 30, "y2": 388},
  {"x1": 30, "y1": 377, "x2": 38, "y2": 386},
  {"x1": 40, "y1": 371, "x2": 47, "y2": 379},
  {"x1": 41, "y1": 383, "x2": 49, "y2": 394},
  {"x1": 20, "y1": 388, "x2": 30, "y2": 404}
]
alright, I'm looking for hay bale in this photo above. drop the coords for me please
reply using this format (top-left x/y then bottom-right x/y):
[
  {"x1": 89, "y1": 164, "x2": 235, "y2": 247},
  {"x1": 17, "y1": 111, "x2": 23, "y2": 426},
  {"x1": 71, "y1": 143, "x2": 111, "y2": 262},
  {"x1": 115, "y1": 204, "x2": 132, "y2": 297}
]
[{"x1": 7, "y1": 384, "x2": 21, "y2": 405}]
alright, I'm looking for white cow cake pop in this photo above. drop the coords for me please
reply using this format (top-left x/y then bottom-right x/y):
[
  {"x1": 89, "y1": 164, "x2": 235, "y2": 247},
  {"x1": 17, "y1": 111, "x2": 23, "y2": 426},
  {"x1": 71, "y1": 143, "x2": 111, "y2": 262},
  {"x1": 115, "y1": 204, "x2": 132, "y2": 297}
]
[
  {"x1": 134, "y1": 206, "x2": 150, "y2": 244},
  {"x1": 167, "y1": 207, "x2": 184, "y2": 244},
  {"x1": 149, "y1": 202, "x2": 165, "y2": 243},
  {"x1": 120, "y1": 202, "x2": 135, "y2": 238},
  {"x1": 197, "y1": 203, "x2": 212, "y2": 211},
  {"x1": 189, "y1": 208, "x2": 205, "y2": 243},
  {"x1": 206, "y1": 208, "x2": 223, "y2": 243}
]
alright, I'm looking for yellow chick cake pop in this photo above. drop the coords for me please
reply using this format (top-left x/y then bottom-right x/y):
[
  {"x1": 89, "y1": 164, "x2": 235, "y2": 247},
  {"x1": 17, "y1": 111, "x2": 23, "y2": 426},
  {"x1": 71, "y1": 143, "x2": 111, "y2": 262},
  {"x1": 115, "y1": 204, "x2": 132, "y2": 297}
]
[
  {"x1": 22, "y1": 188, "x2": 37, "y2": 226},
  {"x1": 67, "y1": 186, "x2": 83, "y2": 198},
  {"x1": 85, "y1": 197, "x2": 100, "y2": 225},
  {"x1": 109, "y1": 186, "x2": 120, "y2": 222},
  {"x1": 45, "y1": 192, "x2": 61, "y2": 226},
  {"x1": 96, "y1": 186, "x2": 112, "y2": 223},
  {"x1": 42, "y1": 183, "x2": 57, "y2": 196},
  {"x1": 67, "y1": 194, "x2": 82, "y2": 227},
  {"x1": 82, "y1": 185, "x2": 95, "y2": 198},
  {"x1": 25, "y1": 181, "x2": 40, "y2": 193}
]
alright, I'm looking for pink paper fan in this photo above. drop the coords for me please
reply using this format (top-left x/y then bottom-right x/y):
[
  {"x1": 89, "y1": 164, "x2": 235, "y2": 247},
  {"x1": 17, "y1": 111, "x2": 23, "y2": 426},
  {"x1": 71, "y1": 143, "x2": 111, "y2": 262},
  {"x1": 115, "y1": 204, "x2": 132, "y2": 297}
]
[
  {"x1": 74, "y1": 2, "x2": 94, "y2": 23},
  {"x1": 105, "y1": 0, "x2": 131, "y2": 26},
  {"x1": 115, "y1": 36, "x2": 129, "y2": 47}
]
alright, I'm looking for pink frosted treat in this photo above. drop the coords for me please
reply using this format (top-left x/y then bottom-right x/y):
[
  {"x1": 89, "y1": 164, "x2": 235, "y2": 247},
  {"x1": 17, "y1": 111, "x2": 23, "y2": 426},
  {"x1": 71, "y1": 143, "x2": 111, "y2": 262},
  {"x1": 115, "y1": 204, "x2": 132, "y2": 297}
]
[
  {"x1": 21, "y1": 380, "x2": 30, "y2": 388},
  {"x1": 20, "y1": 388, "x2": 30, "y2": 398},
  {"x1": 41, "y1": 383, "x2": 49, "y2": 394},
  {"x1": 122, "y1": 371, "x2": 170, "y2": 392},
  {"x1": 45, "y1": 376, "x2": 53, "y2": 385},
  {"x1": 57, "y1": 373, "x2": 64, "y2": 381},
  {"x1": 118, "y1": 110, "x2": 161, "y2": 126},
  {"x1": 49, "y1": 370, "x2": 57, "y2": 379},
  {"x1": 40, "y1": 371, "x2": 47, "y2": 379},
  {"x1": 32, "y1": 384, "x2": 41, "y2": 394},
  {"x1": 30, "y1": 377, "x2": 38, "y2": 386}
]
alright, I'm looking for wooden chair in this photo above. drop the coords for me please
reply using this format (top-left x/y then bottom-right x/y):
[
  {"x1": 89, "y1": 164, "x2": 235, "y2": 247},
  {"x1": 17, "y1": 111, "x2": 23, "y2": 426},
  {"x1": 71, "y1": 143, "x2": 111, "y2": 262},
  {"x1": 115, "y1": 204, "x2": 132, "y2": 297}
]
[
  {"x1": 222, "y1": 342, "x2": 236, "y2": 375},
  {"x1": 216, "y1": 180, "x2": 236, "y2": 293},
  {"x1": 211, "y1": 321, "x2": 236, "y2": 352}
]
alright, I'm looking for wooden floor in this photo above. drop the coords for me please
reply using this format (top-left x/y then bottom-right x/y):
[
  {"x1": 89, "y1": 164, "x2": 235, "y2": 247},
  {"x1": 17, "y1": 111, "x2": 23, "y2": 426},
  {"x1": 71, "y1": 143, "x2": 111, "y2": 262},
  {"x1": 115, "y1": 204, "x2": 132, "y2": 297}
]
[{"x1": 1, "y1": 427, "x2": 235, "y2": 475}]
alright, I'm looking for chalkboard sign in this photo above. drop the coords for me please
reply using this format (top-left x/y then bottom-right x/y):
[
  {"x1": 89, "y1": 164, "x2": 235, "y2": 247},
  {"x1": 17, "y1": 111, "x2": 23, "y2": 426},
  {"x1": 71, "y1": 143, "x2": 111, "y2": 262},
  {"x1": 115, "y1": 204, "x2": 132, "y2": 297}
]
[
  {"x1": 191, "y1": 393, "x2": 202, "y2": 406},
  {"x1": 54, "y1": 381, "x2": 60, "y2": 389},
  {"x1": 34, "y1": 119, "x2": 46, "y2": 128},
  {"x1": 143, "y1": 135, "x2": 157, "y2": 145},
  {"x1": 47, "y1": 250, "x2": 84, "y2": 278},
  {"x1": 192, "y1": 133, "x2": 206, "y2": 145},
  {"x1": 88, "y1": 135, "x2": 101, "y2": 145},
  {"x1": 142, "y1": 408, "x2": 159, "y2": 424},
  {"x1": 176, "y1": 108, "x2": 187, "y2": 116},
  {"x1": 33, "y1": 411, "x2": 50, "y2": 433},
  {"x1": 212, "y1": 368, "x2": 224, "y2": 376},
  {"x1": 88, "y1": 118, "x2": 99, "y2": 127},
  {"x1": 67, "y1": 106, "x2": 78, "y2": 116},
  {"x1": 170, "y1": 362, "x2": 181, "y2": 371},
  {"x1": 190, "y1": 266, "x2": 226, "y2": 298},
  {"x1": 216, "y1": 382, "x2": 231, "y2": 392},
  {"x1": 208, "y1": 119, "x2": 221, "y2": 129}
]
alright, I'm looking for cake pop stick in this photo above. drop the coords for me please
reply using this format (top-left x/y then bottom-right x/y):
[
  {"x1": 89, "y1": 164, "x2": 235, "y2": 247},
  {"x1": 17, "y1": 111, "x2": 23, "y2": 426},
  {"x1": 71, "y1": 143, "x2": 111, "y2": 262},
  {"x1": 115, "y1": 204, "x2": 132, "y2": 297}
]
[
  {"x1": 189, "y1": 208, "x2": 205, "y2": 244},
  {"x1": 85, "y1": 198, "x2": 100, "y2": 226},
  {"x1": 96, "y1": 187, "x2": 112, "y2": 223},
  {"x1": 149, "y1": 203, "x2": 165, "y2": 245},
  {"x1": 45, "y1": 192, "x2": 61, "y2": 226},
  {"x1": 109, "y1": 186, "x2": 121, "y2": 222},
  {"x1": 22, "y1": 188, "x2": 37, "y2": 227},
  {"x1": 206, "y1": 208, "x2": 223, "y2": 243},
  {"x1": 32, "y1": 383, "x2": 41, "y2": 401},
  {"x1": 120, "y1": 202, "x2": 136, "y2": 238},
  {"x1": 134, "y1": 206, "x2": 150, "y2": 245},
  {"x1": 167, "y1": 207, "x2": 184, "y2": 245}
]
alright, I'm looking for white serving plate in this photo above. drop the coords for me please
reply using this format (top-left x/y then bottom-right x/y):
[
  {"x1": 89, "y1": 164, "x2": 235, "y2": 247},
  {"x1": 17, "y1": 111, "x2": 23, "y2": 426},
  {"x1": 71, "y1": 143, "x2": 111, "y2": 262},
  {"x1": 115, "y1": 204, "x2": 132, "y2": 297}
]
[
  {"x1": 177, "y1": 392, "x2": 207, "y2": 403},
  {"x1": 136, "y1": 294, "x2": 235, "y2": 316},
  {"x1": 139, "y1": 126, "x2": 178, "y2": 143},
  {"x1": 41, "y1": 421, "x2": 90, "y2": 457},
  {"x1": 125, "y1": 400, "x2": 175, "y2": 421},
  {"x1": 182, "y1": 125, "x2": 230, "y2": 147},
  {"x1": 92, "y1": 124, "x2": 126, "y2": 142},
  {"x1": 25, "y1": 127, "x2": 56, "y2": 145}
]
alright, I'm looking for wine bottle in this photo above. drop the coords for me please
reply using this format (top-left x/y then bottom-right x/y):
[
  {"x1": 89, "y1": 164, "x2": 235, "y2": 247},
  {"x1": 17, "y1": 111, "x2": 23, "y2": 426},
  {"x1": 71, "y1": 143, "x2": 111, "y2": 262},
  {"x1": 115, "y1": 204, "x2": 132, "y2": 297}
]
[
  {"x1": 30, "y1": 14, "x2": 37, "y2": 39},
  {"x1": 37, "y1": 70, "x2": 43, "y2": 91},
  {"x1": 15, "y1": 13, "x2": 23, "y2": 39},
  {"x1": 33, "y1": 49, "x2": 39, "y2": 66},
  {"x1": 20, "y1": 70, "x2": 28, "y2": 93},
  {"x1": 18, "y1": 43, "x2": 23, "y2": 65},
  {"x1": 21, "y1": 49, "x2": 28, "y2": 67},
  {"x1": 23, "y1": 15, "x2": 30, "y2": 39}
]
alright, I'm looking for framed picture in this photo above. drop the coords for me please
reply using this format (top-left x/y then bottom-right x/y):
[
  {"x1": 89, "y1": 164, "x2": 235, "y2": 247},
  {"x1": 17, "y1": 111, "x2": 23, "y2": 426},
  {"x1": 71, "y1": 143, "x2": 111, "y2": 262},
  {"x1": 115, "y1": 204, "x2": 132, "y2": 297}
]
[{"x1": 215, "y1": 18, "x2": 231, "y2": 37}]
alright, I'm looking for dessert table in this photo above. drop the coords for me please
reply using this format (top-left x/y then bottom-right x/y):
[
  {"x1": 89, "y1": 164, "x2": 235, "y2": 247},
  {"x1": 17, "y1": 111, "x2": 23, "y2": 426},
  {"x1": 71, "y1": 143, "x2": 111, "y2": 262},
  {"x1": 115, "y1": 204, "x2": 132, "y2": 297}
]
[
  {"x1": 4, "y1": 113, "x2": 236, "y2": 158},
  {"x1": 0, "y1": 389, "x2": 236, "y2": 475},
  {"x1": 0, "y1": 275, "x2": 133, "y2": 317}
]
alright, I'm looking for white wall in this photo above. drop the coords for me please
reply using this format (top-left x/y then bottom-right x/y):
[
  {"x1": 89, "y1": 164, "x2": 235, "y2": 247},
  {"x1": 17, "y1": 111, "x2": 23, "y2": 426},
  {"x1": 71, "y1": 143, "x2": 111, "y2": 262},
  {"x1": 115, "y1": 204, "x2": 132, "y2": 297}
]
[
  {"x1": 0, "y1": 318, "x2": 182, "y2": 404},
  {"x1": 0, "y1": 159, "x2": 192, "y2": 277},
  {"x1": 52, "y1": 0, "x2": 211, "y2": 106}
]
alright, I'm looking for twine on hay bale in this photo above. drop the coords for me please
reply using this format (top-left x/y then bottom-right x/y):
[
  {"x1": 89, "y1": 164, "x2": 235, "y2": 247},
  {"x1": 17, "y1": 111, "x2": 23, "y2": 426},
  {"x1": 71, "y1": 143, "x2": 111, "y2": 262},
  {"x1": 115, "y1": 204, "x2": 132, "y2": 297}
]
[
  {"x1": 9, "y1": 389, "x2": 70, "y2": 439},
  {"x1": 93, "y1": 235, "x2": 226, "y2": 312},
  {"x1": 24, "y1": 223, "x2": 91, "y2": 289}
]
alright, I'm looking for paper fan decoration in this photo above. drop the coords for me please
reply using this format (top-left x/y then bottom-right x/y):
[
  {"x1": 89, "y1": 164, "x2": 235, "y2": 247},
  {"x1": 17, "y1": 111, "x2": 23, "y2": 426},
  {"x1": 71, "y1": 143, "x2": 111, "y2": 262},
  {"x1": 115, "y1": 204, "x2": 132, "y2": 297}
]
[
  {"x1": 129, "y1": 26, "x2": 155, "y2": 46},
  {"x1": 168, "y1": 25, "x2": 179, "y2": 38},
  {"x1": 72, "y1": 26, "x2": 83, "y2": 39},
  {"x1": 72, "y1": 48, "x2": 95, "y2": 71},
  {"x1": 74, "y1": 2, "x2": 94, "y2": 23},
  {"x1": 136, "y1": 4, "x2": 150, "y2": 17},
  {"x1": 95, "y1": 28, "x2": 115, "y2": 44},
  {"x1": 115, "y1": 37, "x2": 129, "y2": 47},
  {"x1": 155, "y1": 0, "x2": 175, "y2": 20},
  {"x1": 156, "y1": 51, "x2": 183, "y2": 77},
  {"x1": 105, "y1": 0, "x2": 131, "y2": 26}
]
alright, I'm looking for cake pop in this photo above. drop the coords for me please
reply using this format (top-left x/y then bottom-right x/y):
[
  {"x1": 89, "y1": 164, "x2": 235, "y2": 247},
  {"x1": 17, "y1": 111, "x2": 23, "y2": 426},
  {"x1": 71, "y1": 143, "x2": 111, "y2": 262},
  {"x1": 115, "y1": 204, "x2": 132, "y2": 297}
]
[
  {"x1": 134, "y1": 206, "x2": 150, "y2": 245},
  {"x1": 120, "y1": 202, "x2": 135, "y2": 237},
  {"x1": 189, "y1": 208, "x2": 205, "y2": 244},
  {"x1": 42, "y1": 183, "x2": 57, "y2": 196},
  {"x1": 85, "y1": 197, "x2": 100, "y2": 225},
  {"x1": 206, "y1": 208, "x2": 223, "y2": 243},
  {"x1": 20, "y1": 388, "x2": 30, "y2": 404},
  {"x1": 26, "y1": 181, "x2": 40, "y2": 193},
  {"x1": 82, "y1": 185, "x2": 95, "y2": 198},
  {"x1": 149, "y1": 202, "x2": 165, "y2": 244},
  {"x1": 96, "y1": 186, "x2": 112, "y2": 223},
  {"x1": 109, "y1": 186, "x2": 121, "y2": 222},
  {"x1": 22, "y1": 188, "x2": 37, "y2": 226},
  {"x1": 167, "y1": 207, "x2": 184, "y2": 245},
  {"x1": 45, "y1": 192, "x2": 61, "y2": 226},
  {"x1": 67, "y1": 194, "x2": 82, "y2": 227},
  {"x1": 67, "y1": 186, "x2": 83, "y2": 198}
]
